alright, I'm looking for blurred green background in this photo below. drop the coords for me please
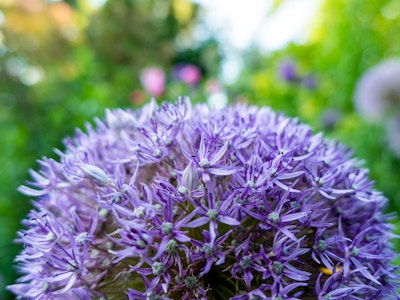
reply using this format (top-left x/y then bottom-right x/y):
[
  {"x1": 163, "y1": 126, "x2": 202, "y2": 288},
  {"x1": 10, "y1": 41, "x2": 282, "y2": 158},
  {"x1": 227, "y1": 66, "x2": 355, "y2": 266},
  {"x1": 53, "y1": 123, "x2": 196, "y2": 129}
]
[{"x1": 1, "y1": 0, "x2": 400, "y2": 299}]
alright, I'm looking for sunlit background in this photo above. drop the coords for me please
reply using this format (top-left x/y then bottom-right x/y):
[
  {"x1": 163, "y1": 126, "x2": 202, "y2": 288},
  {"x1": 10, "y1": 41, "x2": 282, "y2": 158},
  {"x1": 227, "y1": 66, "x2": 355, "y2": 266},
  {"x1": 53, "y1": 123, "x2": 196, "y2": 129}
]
[{"x1": 1, "y1": 0, "x2": 400, "y2": 298}]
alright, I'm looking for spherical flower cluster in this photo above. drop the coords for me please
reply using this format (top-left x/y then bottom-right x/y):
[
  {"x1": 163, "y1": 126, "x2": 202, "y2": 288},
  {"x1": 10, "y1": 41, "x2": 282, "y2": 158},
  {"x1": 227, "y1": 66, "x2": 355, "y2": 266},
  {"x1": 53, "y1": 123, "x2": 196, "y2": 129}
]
[
  {"x1": 354, "y1": 59, "x2": 400, "y2": 156},
  {"x1": 8, "y1": 98, "x2": 399, "y2": 299},
  {"x1": 354, "y1": 59, "x2": 400, "y2": 123}
]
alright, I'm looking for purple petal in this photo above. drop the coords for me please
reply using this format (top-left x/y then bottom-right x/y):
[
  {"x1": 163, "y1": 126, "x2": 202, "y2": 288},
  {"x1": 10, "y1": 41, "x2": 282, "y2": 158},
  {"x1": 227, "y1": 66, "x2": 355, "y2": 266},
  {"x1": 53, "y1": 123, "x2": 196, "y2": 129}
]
[
  {"x1": 350, "y1": 257, "x2": 381, "y2": 285},
  {"x1": 208, "y1": 167, "x2": 237, "y2": 176},
  {"x1": 52, "y1": 273, "x2": 78, "y2": 295},
  {"x1": 280, "y1": 211, "x2": 309, "y2": 223},
  {"x1": 273, "y1": 179, "x2": 300, "y2": 193},
  {"x1": 184, "y1": 216, "x2": 209, "y2": 228},
  {"x1": 275, "y1": 171, "x2": 304, "y2": 180},
  {"x1": 17, "y1": 185, "x2": 48, "y2": 196},
  {"x1": 209, "y1": 142, "x2": 229, "y2": 165},
  {"x1": 217, "y1": 215, "x2": 241, "y2": 226}
]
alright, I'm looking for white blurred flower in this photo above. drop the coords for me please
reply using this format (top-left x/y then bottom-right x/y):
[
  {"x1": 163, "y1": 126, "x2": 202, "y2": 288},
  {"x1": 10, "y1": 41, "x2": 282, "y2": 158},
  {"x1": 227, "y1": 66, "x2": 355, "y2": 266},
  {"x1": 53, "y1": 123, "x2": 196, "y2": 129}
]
[
  {"x1": 205, "y1": 79, "x2": 228, "y2": 109},
  {"x1": 354, "y1": 59, "x2": 400, "y2": 122}
]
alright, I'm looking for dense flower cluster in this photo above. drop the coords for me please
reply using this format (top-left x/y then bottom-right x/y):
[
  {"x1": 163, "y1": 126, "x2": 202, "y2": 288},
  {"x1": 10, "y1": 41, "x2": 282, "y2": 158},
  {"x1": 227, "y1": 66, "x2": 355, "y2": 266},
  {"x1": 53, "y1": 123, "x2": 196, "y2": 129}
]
[{"x1": 9, "y1": 98, "x2": 399, "y2": 299}]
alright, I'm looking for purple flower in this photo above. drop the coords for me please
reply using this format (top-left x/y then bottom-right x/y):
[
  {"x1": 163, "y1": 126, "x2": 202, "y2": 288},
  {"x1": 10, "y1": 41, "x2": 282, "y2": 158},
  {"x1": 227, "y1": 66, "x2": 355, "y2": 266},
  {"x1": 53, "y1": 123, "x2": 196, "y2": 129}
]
[
  {"x1": 278, "y1": 60, "x2": 298, "y2": 82},
  {"x1": 8, "y1": 98, "x2": 400, "y2": 299},
  {"x1": 278, "y1": 61, "x2": 318, "y2": 89},
  {"x1": 320, "y1": 108, "x2": 342, "y2": 131},
  {"x1": 302, "y1": 74, "x2": 317, "y2": 89},
  {"x1": 354, "y1": 59, "x2": 400, "y2": 122}
]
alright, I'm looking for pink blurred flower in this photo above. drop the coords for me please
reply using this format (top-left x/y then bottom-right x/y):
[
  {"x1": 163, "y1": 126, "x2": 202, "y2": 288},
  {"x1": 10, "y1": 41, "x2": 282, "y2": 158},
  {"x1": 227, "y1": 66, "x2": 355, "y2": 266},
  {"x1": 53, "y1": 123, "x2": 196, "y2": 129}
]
[
  {"x1": 205, "y1": 79, "x2": 223, "y2": 94},
  {"x1": 140, "y1": 67, "x2": 165, "y2": 97},
  {"x1": 173, "y1": 64, "x2": 201, "y2": 86}
]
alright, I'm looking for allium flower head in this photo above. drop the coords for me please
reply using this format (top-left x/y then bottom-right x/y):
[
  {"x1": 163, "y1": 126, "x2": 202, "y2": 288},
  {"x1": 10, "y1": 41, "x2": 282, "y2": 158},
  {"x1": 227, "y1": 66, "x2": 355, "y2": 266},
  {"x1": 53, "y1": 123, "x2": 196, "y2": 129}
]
[
  {"x1": 9, "y1": 98, "x2": 400, "y2": 299},
  {"x1": 354, "y1": 59, "x2": 400, "y2": 122}
]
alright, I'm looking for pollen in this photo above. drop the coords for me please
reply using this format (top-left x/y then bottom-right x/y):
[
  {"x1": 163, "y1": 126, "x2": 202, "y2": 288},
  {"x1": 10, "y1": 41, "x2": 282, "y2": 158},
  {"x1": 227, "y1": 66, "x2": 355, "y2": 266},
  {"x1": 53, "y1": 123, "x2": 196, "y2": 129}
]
[{"x1": 320, "y1": 266, "x2": 342, "y2": 275}]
